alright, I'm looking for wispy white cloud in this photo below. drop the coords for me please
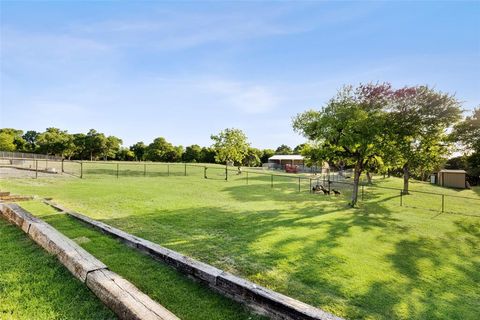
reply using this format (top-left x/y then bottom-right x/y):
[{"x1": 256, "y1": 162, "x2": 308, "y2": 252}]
[
  {"x1": 201, "y1": 79, "x2": 280, "y2": 114},
  {"x1": 1, "y1": 27, "x2": 110, "y2": 58},
  {"x1": 67, "y1": 8, "x2": 311, "y2": 50}
]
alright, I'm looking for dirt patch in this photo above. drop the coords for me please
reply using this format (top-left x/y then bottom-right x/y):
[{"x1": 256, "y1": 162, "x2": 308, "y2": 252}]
[{"x1": 0, "y1": 167, "x2": 65, "y2": 179}]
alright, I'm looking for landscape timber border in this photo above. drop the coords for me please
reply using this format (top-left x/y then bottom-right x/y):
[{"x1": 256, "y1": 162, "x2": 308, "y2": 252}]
[
  {"x1": 44, "y1": 200, "x2": 344, "y2": 320},
  {"x1": 0, "y1": 203, "x2": 179, "y2": 320}
]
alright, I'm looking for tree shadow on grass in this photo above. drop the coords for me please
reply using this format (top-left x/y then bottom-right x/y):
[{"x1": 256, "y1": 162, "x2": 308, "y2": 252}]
[
  {"x1": 39, "y1": 213, "x2": 266, "y2": 320},
  {"x1": 93, "y1": 187, "x2": 413, "y2": 319},
  {"x1": 40, "y1": 178, "x2": 480, "y2": 320},
  {"x1": 353, "y1": 223, "x2": 480, "y2": 320},
  {"x1": 0, "y1": 218, "x2": 115, "y2": 320}
]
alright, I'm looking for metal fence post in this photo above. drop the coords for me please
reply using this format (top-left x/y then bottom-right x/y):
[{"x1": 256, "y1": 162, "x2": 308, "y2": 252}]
[
  {"x1": 271, "y1": 175, "x2": 273, "y2": 188},
  {"x1": 116, "y1": 163, "x2": 119, "y2": 178},
  {"x1": 246, "y1": 171, "x2": 249, "y2": 185},
  {"x1": 400, "y1": 190, "x2": 403, "y2": 206},
  {"x1": 80, "y1": 161, "x2": 83, "y2": 179},
  {"x1": 184, "y1": 163, "x2": 187, "y2": 176},
  {"x1": 204, "y1": 167, "x2": 207, "y2": 179},
  {"x1": 61, "y1": 159, "x2": 64, "y2": 173},
  {"x1": 144, "y1": 163, "x2": 146, "y2": 177},
  {"x1": 35, "y1": 160, "x2": 38, "y2": 179},
  {"x1": 309, "y1": 178, "x2": 312, "y2": 193},
  {"x1": 167, "y1": 164, "x2": 170, "y2": 176},
  {"x1": 298, "y1": 177, "x2": 301, "y2": 192},
  {"x1": 442, "y1": 194, "x2": 445, "y2": 213}
]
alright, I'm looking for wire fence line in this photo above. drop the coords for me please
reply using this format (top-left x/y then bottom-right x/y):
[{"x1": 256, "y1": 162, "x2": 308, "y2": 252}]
[
  {"x1": 1, "y1": 158, "x2": 478, "y2": 217},
  {"x1": 0, "y1": 151, "x2": 63, "y2": 160}
]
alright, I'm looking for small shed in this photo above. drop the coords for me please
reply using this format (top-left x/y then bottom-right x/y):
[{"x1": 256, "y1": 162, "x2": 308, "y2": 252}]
[{"x1": 436, "y1": 169, "x2": 467, "y2": 189}]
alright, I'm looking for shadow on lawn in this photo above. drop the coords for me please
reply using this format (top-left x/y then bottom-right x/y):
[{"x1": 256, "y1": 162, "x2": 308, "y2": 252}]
[
  {"x1": 95, "y1": 186, "x2": 414, "y2": 319},
  {"x1": 68, "y1": 180, "x2": 480, "y2": 320},
  {"x1": 356, "y1": 221, "x2": 480, "y2": 319},
  {"x1": 472, "y1": 186, "x2": 480, "y2": 197}
]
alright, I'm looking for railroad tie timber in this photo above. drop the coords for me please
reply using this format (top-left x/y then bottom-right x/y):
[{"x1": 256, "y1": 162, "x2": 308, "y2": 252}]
[
  {"x1": 0, "y1": 203, "x2": 179, "y2": 320},
  {"x1": 0, "y1": 190, "x2": 33, "y2": 202}
]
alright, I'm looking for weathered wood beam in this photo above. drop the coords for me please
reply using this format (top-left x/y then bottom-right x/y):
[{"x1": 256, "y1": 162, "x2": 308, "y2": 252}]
[{"x1": 0, "y1": 203, "x2": 179, "y2": 320}]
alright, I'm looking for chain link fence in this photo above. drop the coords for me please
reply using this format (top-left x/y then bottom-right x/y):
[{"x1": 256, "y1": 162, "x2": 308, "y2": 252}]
[{"x1": 0, "y1": 151, "x2": 62, "y2": 160}]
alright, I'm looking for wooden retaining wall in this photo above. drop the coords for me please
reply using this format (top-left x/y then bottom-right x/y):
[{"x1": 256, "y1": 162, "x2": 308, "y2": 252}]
[
  {"x1": 44, "y1": 200, "x2": 343, "y2": 320},
  {"x1": 0, "y1": 203, "x2": 179, "y2": 320}
]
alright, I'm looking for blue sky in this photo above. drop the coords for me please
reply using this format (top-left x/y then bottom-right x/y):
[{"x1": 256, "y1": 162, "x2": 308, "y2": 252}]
[{"x1": 1, "y1": 1, "x2": 479, "y2": 149}]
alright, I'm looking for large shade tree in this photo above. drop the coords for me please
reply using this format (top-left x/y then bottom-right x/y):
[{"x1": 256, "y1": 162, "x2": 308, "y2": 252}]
[
  {"x1": 243, "y1": 147, "x2": 262, "y2": 167},
  {"x1": 22, "y1": 130, "x2": 39, "y2": 152},
  {"x1": 85, "y1": 129, "x2": 107, "y2": 161},
  {"x1": 72, "y1": 133, "x2": 87, "y2": 159},
  {"x1": 299, "y1": 142, "x2": 326, "y2": 171},
  {"x1": 183, "y1": 144, "x2": 202, "y2": 162},
  {"x1": 275, "y1": 144, "x2": 292, "y2": 155},
  {"x1": 452, "y1": 107, "x2": 480, "y2": 153},
  {"x1": 451, "y1": 107, "x2": 480, "y2": 180},
  {"x1": 260, "y1": 149, "x2": 275, "y2": 164},
  {"x1": 387, "y1": 86, "x2": 461, "y2": 193},
  {"x1": 200, "y1": 147, "x2": 216, "y2": 163},
  {"x1": 0, "y1": 128, "x2": 25, "y2": 152},
  {"x1": 0, "y1": 130, "x2": 17, "y2": 151},
  {"x1": 293, "y1": 84, "x2": 391, "y2": 206},
  {"x1": 130, "y1": 142, "x2": 147, "y2": 161},
  {"x1": 37, "y1": 127, "x2": 75, "y2": 157},
  {"x1": 211, "y1": 128, "x2": 250, "y2": 180},
  {"x1": 101, "y1": 136, "x2": 122, "y2": 160},
  {"x1": 146, "y1": 137, "x2": 176, "y2": 162}
]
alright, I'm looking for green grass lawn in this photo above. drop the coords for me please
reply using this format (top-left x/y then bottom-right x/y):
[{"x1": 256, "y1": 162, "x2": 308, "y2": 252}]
[
  {"x1": 16, "y1": 201, "x2": 264, "y2": 320},
  {"x1": 1, "y1": 171, "x2": 479, "y2": 320},
  {"x1": 0, "y1": 217, "x2": 115, "y2": 320}
]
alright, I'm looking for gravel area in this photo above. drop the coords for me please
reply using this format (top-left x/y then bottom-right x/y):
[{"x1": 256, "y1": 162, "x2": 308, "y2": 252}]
[{"x1": 0, "y1": 167, "x2": 62, "y2": 179}]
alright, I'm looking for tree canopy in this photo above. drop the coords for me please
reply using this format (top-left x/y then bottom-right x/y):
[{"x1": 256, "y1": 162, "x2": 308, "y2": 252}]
[
  {"x1": 211, "y1": 128, "x2": 250, "y2": 165},
  {"x1": 275, "y1": 144, "x2": 293, "y2": 155},
  {"x1": 387, "y1": 86, "x2": 462, "y2": 192},
  {"x1": 293, "y1": 83, "x2": 463, "y2": 204},
  {"x1": 451, "y1": 108, "x2": 480, "y2": 180},
  {"x1": 37, "y1": 128, "x2": 75, "y2": 157},
  {"x1": 293, "y1": 84, "x2": 389, "y2": 205}
]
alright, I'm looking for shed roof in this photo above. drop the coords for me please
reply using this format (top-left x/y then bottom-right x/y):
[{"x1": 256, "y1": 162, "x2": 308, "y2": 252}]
[
  {"x1": 268, "y1": 155, "x2": 304, "y2": 161},
  {"x1": 438, "y1": 169, "x2": 467, "y2": 173}
]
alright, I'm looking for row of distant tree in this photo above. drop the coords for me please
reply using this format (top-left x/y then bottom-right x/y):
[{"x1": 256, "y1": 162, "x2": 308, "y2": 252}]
[{"x1": 0, "y1": 127, "x2": 304, "y2": 167}]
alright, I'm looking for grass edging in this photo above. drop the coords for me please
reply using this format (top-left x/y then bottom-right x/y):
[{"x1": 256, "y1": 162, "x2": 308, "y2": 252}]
[
  {"x1": 44, "y1": 200, "x2": 343, "y2": 320},
  {"x1": 0, "y1": 202, "x2": 179, "y2": 320}
]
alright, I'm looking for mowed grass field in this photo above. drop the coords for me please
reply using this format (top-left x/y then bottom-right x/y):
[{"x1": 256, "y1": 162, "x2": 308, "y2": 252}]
[
  {"x1": 0, "y1": 217, "x2": 115, "y2": 320},
  {"x1": 9, "y1": 201, "x2": 264, "y2": 320},
  {"x1": 1, "y1": 165, "x2": 479, "y2": 320}
]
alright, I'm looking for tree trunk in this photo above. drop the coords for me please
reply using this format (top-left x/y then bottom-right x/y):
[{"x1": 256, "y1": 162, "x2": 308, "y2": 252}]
[
  {"x1": 403, "y1": 164, "x2": 410, "y2": 194},
  {"x1": 366, "y1": 172, "x2": 372, "y2": 184},
  {"x1": 350, "y1": 164, "x2": 362, "y2": 207},
  {"x1": 387, "y1": 169, "x2": 391, "y2": 178},
  {"x1": 225, "y1": 162, "x2": 228, "y2": 181}
]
